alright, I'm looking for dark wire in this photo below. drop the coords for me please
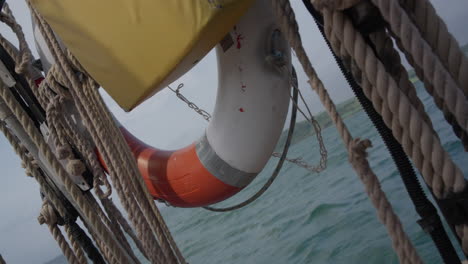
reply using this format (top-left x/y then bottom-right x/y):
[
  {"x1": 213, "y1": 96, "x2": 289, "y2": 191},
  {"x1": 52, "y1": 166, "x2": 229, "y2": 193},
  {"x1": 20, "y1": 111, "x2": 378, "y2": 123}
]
[{"x1": 301, "y1": 1, "x2": 461, "y2": 263}]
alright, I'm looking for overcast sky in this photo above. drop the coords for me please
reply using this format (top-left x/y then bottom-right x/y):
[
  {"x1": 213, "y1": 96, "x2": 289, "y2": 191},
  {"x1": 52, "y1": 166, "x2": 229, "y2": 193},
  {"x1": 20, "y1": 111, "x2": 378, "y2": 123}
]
[{"x1": 1, "y1": 1, "x2": 467, "y2": 263}]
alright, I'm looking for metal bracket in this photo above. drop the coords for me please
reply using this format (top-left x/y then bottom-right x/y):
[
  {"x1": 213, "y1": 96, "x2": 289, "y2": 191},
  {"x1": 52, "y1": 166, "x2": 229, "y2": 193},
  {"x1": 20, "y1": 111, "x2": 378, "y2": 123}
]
[
  {"x1": 0, "y1": 59, "x2": 16, "y2": 87},
  {"x1": 41, "y1": 122, "x2": 91, "y2": 191}
]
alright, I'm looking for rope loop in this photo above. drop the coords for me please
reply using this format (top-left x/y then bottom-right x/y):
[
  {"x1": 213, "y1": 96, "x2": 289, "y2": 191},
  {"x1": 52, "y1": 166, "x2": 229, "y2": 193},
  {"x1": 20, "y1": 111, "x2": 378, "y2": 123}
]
[{"x1": 0, "y1": 3, "x2": 33, "y2": 75}]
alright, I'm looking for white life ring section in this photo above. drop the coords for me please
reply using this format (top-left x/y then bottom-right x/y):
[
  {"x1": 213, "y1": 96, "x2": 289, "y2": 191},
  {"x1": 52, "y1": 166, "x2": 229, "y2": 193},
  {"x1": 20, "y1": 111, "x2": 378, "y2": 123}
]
[{"x1": 35, "y1": 0, "x2": 292, "y2": 207}]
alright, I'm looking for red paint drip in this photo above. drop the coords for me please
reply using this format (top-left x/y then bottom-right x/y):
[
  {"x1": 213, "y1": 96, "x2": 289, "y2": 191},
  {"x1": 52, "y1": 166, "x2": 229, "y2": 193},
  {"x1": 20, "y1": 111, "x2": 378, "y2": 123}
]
[
  {"x1": 239, "y1": 108, "x2": 244, "y2": 112},
  {"x1": 241, "y1": 83, "x2": 246, "y2": 92},
  {"x1": 236, "y1": 34, "x2": 244, "y2": 49},
  {"x1": 34, "y1": 77, "x2": 45, "y2": 86}
]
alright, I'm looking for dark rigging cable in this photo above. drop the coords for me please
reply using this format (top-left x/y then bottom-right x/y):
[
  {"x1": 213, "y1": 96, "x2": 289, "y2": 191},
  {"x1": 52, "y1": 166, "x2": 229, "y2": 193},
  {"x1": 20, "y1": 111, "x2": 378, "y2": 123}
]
[{"x1": 301, "y1": 1, "x2": 461, "y2": 263}]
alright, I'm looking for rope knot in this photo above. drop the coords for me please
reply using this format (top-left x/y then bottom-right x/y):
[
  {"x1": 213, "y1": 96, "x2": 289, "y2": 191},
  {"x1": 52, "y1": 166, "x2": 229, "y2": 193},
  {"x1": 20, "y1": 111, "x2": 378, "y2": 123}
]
[
  {"x1": 38, "y1": 202, "x2": 58, "y2": 225},
  {"x1": 14, "y1": 55, "x2": 32, "y2": 75},
  {"x1": 348, "y1": 138, "x2": 372, "y2": 162},
  {"x1": 21, "y1": 162, "x2": 33, "y2": 177},
  {"x1": 57, "y1": 145, "x2": 72, "y2": 160},
  {"x1": 20, "y1": 151, "x2": 38, "y2": 177},
  {"x1": 67, "y1": 159, "x2": 86, "y2": 176},
  {"x1": 46, "y1": 73, "x2": 72, "y2": 99}
]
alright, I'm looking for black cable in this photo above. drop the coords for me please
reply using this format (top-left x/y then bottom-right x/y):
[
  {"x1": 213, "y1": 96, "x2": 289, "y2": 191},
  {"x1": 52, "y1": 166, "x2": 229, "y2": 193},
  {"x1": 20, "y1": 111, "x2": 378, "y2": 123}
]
[
  {"x1": 68, "y1": 222, "x2": 106, "y2": 264},
  {"x1": 302, "y1": 1, "x2": 461, "y2": 263}
]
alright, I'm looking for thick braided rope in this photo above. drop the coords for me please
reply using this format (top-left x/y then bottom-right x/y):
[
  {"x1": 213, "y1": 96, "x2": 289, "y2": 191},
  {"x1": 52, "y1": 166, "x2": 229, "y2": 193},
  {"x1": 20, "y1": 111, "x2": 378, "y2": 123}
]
[
  {"x1": 400, "y1": 0, "x2": 468, "y2": 98},
  {"x1": 37, "y1": 76, "x2": 105, "y2": 185},
  {"x1": 38, "y1": 202, "x2": 81, "y2": 264},
  {"x1": 0, "y1": 107, "x2": 82, "y2": 243},
  {"x1": 388, "y1": 27, "x2": 468, "y2": 150},
  {"x1": 351, "y1": 57, "x2": 445, "y2": 199},
  {"x1": 0, "y1": 81, "x2": 132, "y2": 264},
  {"x1": 44, "y1": 95, "x2": 92, "y2": 181},
  {"x1": 101, "y1": 198, "x2": 149, "y2": 259},
  {"x1": 45, "y1": 96, "x2": 68, "y2": 150},
  {"x1": 95, "y1": 198, "x2": 144, "y2": 264},
  {"x1": 85, "y1": 193, "x2": 144, "y2": 264},
  {"x1": 93, "y1": 86, "x2": 188, "y2": 261},
  {"x1": 349, "y1": 139, "x2": 422, "y2": 264},
  {"x1": 68, "y1": 24, "x2": 184, "y2": 264},
  {"x1": 369, "y1": 27, "x2": 466, "y2": 165},
  {"x1": 100, "y1": 201, "x2": 145, "y2": 264},
  {"x1": 68, "y1": 50, "x2": 183, "y2": 263},
  {"x1": 81, "y1": 69, "x2": 176, "y2": 254},
  {"x1": 369, "y1": 29, "x2": 433, "y2": 129},
  {"x1": 27, "y1": 4, "x2": 151, "y2": 256},
  {"x1": 455, "y1": 225, "x2": 468, "y2": 254},
  {"x1": 0, "y1": 119, "x2": 70, "y2": 220},
  {"x1": 272, "y1": 0, "x2": 422, "y2": 262},
  {"x1": 28, "y1": 4, "x2": 183, "y2": 263},
  {"x1": 64, "y1": 224, "x2": 88, "y2": 264},
  {"x1": 0, "y1": 34, "x2": 51, "y2": 110},
  {"x1": 0, "y1": 4, "x2": 74, "y2": 145},
  {"x1": 80, "y1": 80, "x2": 165, "y2": 263},
  {"x1": 0, "y1": 3, "x2": 32, "y2": 74},
  {"x1": 80, "y1": 216, "x2": 116, "y2": 264},
  {"x1": 328, "y1": 16, "x2": 468, "y2": 252},
  {"x1": 310, "y1": 75, "x2": 424, "y2": 263},
  {"x1": 322, "y1": 8, "x2": 466, "y2": 198},
  {"x1": 48, "y1": 225, "x2": 80, "y2": 264},
  {"x1": 79, "y1": 72, "x2": 169, "y2": 263},
  {"x1": 60, "y1": 110, "x2": 112, "y2": 198},
  {"x1": 370, "y1": 0, "x2": 467, "y2": 139},
  {"x1": 58, "y1": 34, "x2": 174, "y2": 264},
  {"x1": 324, "y1": 6, "x2": 468, "y2": 255}
]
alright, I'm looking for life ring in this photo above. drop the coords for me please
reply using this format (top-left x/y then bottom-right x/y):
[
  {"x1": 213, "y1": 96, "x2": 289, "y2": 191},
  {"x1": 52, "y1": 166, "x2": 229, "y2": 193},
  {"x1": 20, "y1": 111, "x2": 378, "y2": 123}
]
[
  {"x1": 125, "y1": 0, "x2": 291, "y2": 207},
  {"x1": 34, "y1": 0, "x2": 292, "y2": 207}
]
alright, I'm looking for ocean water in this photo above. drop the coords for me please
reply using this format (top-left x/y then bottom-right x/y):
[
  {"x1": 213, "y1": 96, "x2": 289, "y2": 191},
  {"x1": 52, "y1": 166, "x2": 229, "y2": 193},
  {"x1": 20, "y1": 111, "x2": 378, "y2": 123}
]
[
  {"x1": 44, "y1": 82, "x2": 467, "y2": 264},
  {"x1": 157, "y1": 81, "x2": 468, "y2": 264}
]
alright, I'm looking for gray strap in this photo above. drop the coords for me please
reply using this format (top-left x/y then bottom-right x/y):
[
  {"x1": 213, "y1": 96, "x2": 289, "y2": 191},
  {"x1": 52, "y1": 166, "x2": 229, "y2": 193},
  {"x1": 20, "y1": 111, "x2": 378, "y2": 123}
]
[{"x1": 195, "y1": 134, "x2": 257, "y2": 188}]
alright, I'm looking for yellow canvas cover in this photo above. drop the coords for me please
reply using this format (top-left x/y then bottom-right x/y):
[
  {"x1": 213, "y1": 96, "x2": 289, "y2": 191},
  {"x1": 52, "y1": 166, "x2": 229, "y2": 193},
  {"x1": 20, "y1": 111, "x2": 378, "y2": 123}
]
[{"x1": 31, "y1": 0, "x2": 254, "y2": 111}]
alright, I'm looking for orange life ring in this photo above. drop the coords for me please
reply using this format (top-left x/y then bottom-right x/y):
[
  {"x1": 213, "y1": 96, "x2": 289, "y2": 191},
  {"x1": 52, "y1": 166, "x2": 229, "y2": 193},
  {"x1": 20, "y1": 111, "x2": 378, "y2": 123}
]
[
  {"x1": 121, "y1": 128, "x2": 242, "y2": 207},
  {"x1": 55, "y1": 0, "x2": 292, "y2": 208},
  {"x1": 116, "y1": 0, "x2": 291, "y2": 207},
  {"x1": 33, "y1": 0, "x2": 291, "y2": 207}
]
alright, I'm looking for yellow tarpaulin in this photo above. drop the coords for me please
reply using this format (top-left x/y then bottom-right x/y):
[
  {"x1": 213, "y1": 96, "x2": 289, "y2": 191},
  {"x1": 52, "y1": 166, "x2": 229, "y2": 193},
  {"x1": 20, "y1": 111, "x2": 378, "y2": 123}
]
[{"x1": 31, "y1": 0, "x2": 254, "y2": 111}]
